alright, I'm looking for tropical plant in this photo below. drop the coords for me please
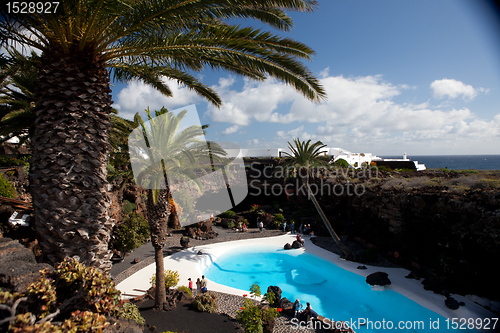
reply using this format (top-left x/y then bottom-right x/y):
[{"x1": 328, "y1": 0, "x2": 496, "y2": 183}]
[
  {"x1": 219, "y1": 210, "x2": 236, "y2": 218},
  {"x1": 332, "y1": 158, "x2": 348, "y2": 168},
  {"x1": 132, "y1": 107, "x2": 213, "y2": 308},
  {"x1": 0, "y1": 258, "x2": 131, "y2": 332},
  {"x1": 115, "y1": 302, "x2": 145, "y2": 325},
  {"x1": 0, "y1": 0, "x2": 325, "y2": 273},
  {"x1": 236, "y1": 283, "x2": 280, "y2": 333},
  {"x1": 191, "y1": 293, "x2": 218, "y2": 313},
  {"x1": 0, "y1": 173, "x2": 17, "y2": 198},
  {"x1": 0, "y1": 49, "x2": 38, "y2": 147},
  {"x1": 249, "y1": 283, "x2": 261, "y2": 299},
  {"x1": 177, "y1": 286, "x2": 193, "y2": 297},
  {"x1": 282, "y1": 139, "x2": 355, "y2": 260},
  {"x1": 122, "y1": 200, "x2": 136, "y2": 215},
  {"x1": 113, "y1": 212, "x2": 150, "y2": 252},
  {"x1": 150, "y1": 270, "x2": 180, "y2": 290}
]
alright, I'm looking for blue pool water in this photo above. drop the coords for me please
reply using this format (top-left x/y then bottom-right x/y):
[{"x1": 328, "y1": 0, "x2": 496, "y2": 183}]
[{"x1": 204, "y1": 245, "x2": 478, "y2": 332}]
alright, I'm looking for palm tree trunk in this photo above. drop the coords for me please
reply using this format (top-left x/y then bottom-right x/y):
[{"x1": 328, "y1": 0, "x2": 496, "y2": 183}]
[
  {"x1": 305, "y1": 179, "x2": 355, "y2": 261},
  {"x1": 146, "y1": 188, "x2": 171, "y2": 308},
  {"x1": 154, "y1": 244, "x2": 166, "y2": 309},
  {"x1": 30, "y1": 50, "x2": 114, "y2": 271}
]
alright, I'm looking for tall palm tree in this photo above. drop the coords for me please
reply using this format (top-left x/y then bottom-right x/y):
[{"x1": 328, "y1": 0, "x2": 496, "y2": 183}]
[
  {"x1": 0, "y1": 0, "x2": 325, "y2": 271},
  {"x1": 282, "y1": 139, "x2": 355, "y2": 260},
  {"x1": 130, "y1": 107, "x2": 224, "y2": 308}
]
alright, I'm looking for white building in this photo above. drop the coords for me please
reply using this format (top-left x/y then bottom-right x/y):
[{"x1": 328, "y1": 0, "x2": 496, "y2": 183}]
[{"x1": 224, "y1": 147, "x2": 426, "y2": 170}]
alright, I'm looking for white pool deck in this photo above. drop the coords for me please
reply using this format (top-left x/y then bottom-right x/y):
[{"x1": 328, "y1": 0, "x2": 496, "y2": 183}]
[{"x1": 117, "y1": 234, "x2": 496, "y2": 331}]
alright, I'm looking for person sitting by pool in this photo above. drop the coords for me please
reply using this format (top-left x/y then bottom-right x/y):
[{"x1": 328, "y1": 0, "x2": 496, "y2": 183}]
[
  {"x1": 309, "y1": 231, "x2": 316, "y2": 240},
  {"x1": 301, "y1": 302, "x2": 318, "y2": 322},
  {"x1": 304, "y1": 224, "x2": 312, "y2": 235},
  {"x1": 242, "y1": 223, "x2": 247, "y2": 232},
  {"x1": 293, "y1": 299, "x2": 302, "y2": 318},
  {"x1": 296, "y1": 234, "x2": 304, "y2": 246}
]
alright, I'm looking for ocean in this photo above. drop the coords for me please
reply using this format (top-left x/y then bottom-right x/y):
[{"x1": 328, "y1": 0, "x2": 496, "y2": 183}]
[{"x1": 379, "y1": 155, "x2": 500, "y2": 170}]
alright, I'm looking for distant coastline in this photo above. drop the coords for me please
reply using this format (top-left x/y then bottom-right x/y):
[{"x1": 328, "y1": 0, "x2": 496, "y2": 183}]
[{"x1": 379, "y1": 155, "x2": 500, "y2": 170}]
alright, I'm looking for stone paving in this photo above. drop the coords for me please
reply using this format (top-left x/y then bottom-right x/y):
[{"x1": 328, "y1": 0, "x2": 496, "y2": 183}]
[{"x1": 213, "y1": 291, "x2": 315, "y2": 333}]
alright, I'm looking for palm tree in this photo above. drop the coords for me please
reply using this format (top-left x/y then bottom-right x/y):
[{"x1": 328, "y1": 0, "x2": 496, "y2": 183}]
[
  {"x1": 282, "y1": 139, "x2": 355, "y2": 260},
  {"x1": 130, "y1": 107, "x2": 225, "y2": 308},
  {"x1": 0, "y1": 0, "x2": 325, "y2": 271},
  {"x1": 0, "y1": 48, "x2": 38, "y2": 146}
]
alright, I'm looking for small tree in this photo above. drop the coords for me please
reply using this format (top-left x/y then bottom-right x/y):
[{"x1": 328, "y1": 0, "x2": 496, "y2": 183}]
[{"x1": 237, "y1": 283, "x2": 280, "y2": 333}]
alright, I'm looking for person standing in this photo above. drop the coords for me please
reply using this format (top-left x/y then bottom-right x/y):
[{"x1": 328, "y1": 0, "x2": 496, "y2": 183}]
[
  {"x1": 188, "y1": 278, "x2": 193, "y2": 294},
  {"x1": 259, "y1": 220, "x2": 264, "y2": 232},
  {"x1": 201, "y1": 275, "x2": 208, "y2": 293},
  {"x1": 290, "y1": 221, "x2": 295, "y2": 234},
  {"x1": 283, "y1": 221, "x2": 287, "y2": 232},
  {"x1": 196, "y1": 278, "x2": 201, "y2": 294}
]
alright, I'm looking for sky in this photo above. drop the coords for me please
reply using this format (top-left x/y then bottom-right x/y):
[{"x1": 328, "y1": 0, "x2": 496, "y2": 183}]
[{"x1": 110, "y1": 0, "x2": 500, "y2": 156}]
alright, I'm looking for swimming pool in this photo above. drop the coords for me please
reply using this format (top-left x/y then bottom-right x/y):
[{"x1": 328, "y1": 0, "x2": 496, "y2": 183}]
[{"x1": 203, "y1": 245, "x2": 479, "y2": 332}]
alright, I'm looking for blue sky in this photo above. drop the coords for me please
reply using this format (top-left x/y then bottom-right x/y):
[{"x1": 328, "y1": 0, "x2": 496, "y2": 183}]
[{"x1": 111, "y1": 0, "x2": 500, "y2": 156}]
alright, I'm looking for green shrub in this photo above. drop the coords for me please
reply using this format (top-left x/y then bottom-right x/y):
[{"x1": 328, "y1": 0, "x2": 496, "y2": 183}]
[
  {"x1": 394, "y1": 168, "x2": 415, "y2": 173},
  {"x1": 377, "y1": 165, "x2": 393, "y2": 172},
  {"x1": 262, "y1": 290, "x2": 276, "y2": 305},
  {"x1": 0, "y1": 156, "x2": 27, "y2": 167},
  {"x1": 458, "y1": 169, "x2": 479, "y2": 174},
  {"x1": 333, "y1": 158, "x2": 348, "y2": 168},
  {"x1": 114, "y1": 212, "x2": 150, "y2": 252},
  {"x1": 219, "y1": 210, "x2": 236, "y2": 218},
  {"x1": 0, "y1": 173, "x2": 17, "y2": 198},
  {"x1": 422, "y1": 179, "x2": 441, "y2": 187},
  {"x1": 227, "y1": 221, "x2": 235, "y2": 228},
  {"x1": 448, "y1": 185, "x2": 470, "y2": 194},
  {"x1": 236, "y1": 298, "x2": 262, "y2": 333},
  {"x1": 249, "y1": 283, "x2": 261, "y2": 299},
  {"x1": 272, "y1": 213, "x2": 285, "y2": 229},
  {"x1": 115, "y1": 302, "x2": 145, "y2": 324},
  {"x1": 177, "y1": 285, "x2": 193, "y2": 297},
  {"x1": 273, "y1": 213, "x2": 284, "y2": 223},
  {"x1": 122, "y1": 200, "x2": 136, "y2": 215},
  {"x1": 249, "y1": 204, "x2": 259, "y2": 212},
  {"x1": 0, "y1": 258, "x2": 124, "y2": 332},
  {"x1": 236, "y1": 283, "x2": 280, "y2": 333},
  {"x1": 192, "y1": 293, "x2": 217, "y2": 313},
  {"x1": 150, "y1": 270, "x2": 180, "y2": 290},
  {"x1": 475, "y1": 178, "x2": 500, "y2": 189}
]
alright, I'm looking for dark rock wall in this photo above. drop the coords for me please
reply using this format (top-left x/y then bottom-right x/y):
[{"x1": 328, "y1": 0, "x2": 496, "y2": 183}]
[{"x1": 315, "y1": 187, "x2": 500, "y2": 299}]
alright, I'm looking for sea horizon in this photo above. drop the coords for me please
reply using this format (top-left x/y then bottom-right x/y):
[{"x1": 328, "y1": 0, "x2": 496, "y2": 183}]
[{"x1": 379, "y1": 154, "x2": 500, "y2": 170}]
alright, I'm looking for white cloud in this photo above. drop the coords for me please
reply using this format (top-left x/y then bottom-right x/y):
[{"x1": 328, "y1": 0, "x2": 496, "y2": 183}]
[
  {"x1": 430, "y1": 78, "x2": 487, "y2": 100},
  {"x1": 113, "y1": 78, "x2": 203, "y2": 120},
  {"x1": 276, "y1": 126, "x2": 307, "y2": 140},
  {"x1": 112, "y1": 70, "x2": 499, "y2": 154},
  {"x1": 221, "y1": 125, "x2": 240, "y2": 135}
]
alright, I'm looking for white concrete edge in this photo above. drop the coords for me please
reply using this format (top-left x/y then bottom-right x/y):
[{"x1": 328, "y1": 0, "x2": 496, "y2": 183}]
[{"x1": 116, "y1": 233, "x2": 496, "y2": 332}]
